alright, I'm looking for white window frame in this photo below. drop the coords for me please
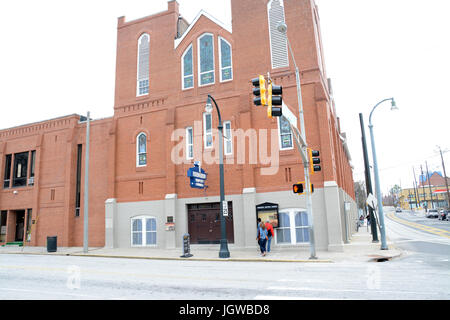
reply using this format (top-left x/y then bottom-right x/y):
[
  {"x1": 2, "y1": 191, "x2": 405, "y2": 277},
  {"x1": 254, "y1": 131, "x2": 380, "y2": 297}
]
[
  {"x1": 223, "y1": 121, "x2": 232, "y2": 156},
  {"x1": 276, "y1": 208, "x2": 309, "y2": 245},
  {"x1": 186, "y1": 126, "x2": 194, "y2": 160},
  {"x1": 181, "y1": 44, "x2": 194, "y2": 90},
  {"x1": 267, "y1": 0, "x2": 289, "y2": 69},
  {"x1": 197, "y1": 33, "x2": 215, "y2": 87},
  {"x1": 137, "y1": 33, "x2": 150, "y2": 97},
  {"x1": 136, "y1": 132, "x2": 147, "y2": 167},
  {"x1": 130, "y1": 216, "x2": 157, "y2": 247},
  {"x1": 277, "y1": 116, "x2": 293, "y2": 150},
  {"x1": 218, "y1": 37, "x2": 233, "y2": 82},
  {"x1": 203, "y1": 112, "x2": 213, "y2": 149}
]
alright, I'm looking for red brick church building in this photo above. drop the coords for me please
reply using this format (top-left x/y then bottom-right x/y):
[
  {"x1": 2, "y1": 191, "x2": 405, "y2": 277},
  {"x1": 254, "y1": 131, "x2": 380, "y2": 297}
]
[{"x1": 0, "y1": 0, "x2": 356, "y2": 252}]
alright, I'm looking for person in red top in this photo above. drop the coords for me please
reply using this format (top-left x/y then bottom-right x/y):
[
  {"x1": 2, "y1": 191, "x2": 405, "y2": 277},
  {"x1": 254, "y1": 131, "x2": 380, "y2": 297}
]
[{"x1": 265, "y1": 220, "x2": 274, "y2": 253}]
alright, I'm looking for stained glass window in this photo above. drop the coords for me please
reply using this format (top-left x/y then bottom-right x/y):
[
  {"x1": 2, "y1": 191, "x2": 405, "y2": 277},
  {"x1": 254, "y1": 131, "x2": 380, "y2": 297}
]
[
  {"x1": 199, "y1": 34, "x2": 215, "y2": 86},
  {"x1": 219, "y1": 38, "x2": 232, "y2": 81},
  {"x1": 182, "y1": 45, "x2": 194, "y2": 89}
]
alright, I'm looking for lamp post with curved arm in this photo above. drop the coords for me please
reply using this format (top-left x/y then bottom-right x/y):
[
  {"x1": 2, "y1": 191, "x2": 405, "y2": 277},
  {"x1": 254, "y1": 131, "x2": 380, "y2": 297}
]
[
  {"x1": 368, "y1": 97, "x2": 397, "y2": 250},
  {"x1": 206, "y1": 95, "x2": 230, "y2": 258}
]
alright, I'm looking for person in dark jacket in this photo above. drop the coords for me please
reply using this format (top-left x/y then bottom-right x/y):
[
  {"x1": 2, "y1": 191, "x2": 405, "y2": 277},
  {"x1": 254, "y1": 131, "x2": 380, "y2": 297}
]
[{"x1": 256, "y1": 222, "x2": 268, "y2": 256}]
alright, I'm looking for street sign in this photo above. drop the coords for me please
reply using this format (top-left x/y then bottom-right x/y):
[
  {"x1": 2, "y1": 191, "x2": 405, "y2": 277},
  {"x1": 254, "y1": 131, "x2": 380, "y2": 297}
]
[
  {"x1": 367, "y1": 193, "x2": 377, "y2": 209},
  {"x1": 187, "y1": 162, "x2": 207, "y2": 189},
  {"x1": 222, "y1": 201, "x2": 228, "y2": 217}
]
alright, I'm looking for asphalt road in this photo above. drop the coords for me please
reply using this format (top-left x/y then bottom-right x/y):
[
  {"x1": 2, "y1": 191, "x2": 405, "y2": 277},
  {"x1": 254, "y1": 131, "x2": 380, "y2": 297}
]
[
  {"x1": 0, "y1": 208, "x2": 449, "y2": 301},
  {"x1": 385, "y1": 208, "x2": 450, "y2": 270},
  {"x1": 1, "y1": 251, "x2": 449, "y2": 300}
]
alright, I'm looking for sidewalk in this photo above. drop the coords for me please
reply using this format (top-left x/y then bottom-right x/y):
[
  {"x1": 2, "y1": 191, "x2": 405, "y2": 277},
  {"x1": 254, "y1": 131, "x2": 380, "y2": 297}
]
[{"x1": 0, "y1": 227, "x2": 403, "y2": 263}]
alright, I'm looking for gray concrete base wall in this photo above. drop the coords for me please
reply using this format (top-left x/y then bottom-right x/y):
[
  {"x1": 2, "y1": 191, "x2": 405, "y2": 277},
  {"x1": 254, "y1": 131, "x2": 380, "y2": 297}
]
[{"x1": 105, "y1": 184, "x2": 356, "y2": 252}]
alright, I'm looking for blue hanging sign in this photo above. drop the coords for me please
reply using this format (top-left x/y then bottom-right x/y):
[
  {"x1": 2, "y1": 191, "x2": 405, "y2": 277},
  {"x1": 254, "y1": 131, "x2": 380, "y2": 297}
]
[{"x1": 187, "y1": 162, "x2": 207, "y2": 189}]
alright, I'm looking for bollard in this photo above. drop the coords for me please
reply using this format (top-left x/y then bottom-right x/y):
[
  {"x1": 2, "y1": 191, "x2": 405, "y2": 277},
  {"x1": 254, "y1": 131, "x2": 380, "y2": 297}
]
[{"x1": 180, "y1": 233, "x2": 193, "y2": 258}]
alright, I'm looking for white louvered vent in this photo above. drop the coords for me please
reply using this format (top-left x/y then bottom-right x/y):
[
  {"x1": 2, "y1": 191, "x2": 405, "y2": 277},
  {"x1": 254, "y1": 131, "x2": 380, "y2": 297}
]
[
  {"x1": 138, "y1": 34, "x2": 150, "y2": 81},
  {"x1": 268, "y1": 0, "x2": 289, "y2": 69}
]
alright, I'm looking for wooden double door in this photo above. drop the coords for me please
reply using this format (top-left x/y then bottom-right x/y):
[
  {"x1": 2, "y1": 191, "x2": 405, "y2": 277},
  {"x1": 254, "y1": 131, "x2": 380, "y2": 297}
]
[{"x1": 187, "y1": 202, "x2": 234, "y2": 244}]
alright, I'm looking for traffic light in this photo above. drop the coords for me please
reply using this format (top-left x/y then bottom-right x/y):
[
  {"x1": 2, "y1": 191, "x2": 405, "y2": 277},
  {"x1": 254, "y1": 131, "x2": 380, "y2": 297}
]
[
  {"x1": 293, "y1": 182, "x2": 314, "y2": 194},
  {"x1": 293, "y1": 183, "x2": 304, "y2": 194},
  {"x1": 308, "y1": 149, "x2": 321, "y2": 173},
  {"x1": 267, "y1": 82, "x2": 282, "y2": 118},
  {"x1": 252, "y1": 75, "x2": 267, "y2": 106}
]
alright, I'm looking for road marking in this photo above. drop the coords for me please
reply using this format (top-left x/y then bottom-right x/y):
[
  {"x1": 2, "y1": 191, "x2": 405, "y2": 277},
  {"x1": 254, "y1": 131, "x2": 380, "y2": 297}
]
[
  {"x1": 255, "y1": 295, "x2": 333, "y2": 300},
  {"x1": 266, "y1": 286, "x2": 439, "y2": 296},
  {"x1": 386, "y1": 213, "x2": 450, "y2": 239},
  {"x1": 0, "y1": 287, "x2": 101, "y2": 299}
]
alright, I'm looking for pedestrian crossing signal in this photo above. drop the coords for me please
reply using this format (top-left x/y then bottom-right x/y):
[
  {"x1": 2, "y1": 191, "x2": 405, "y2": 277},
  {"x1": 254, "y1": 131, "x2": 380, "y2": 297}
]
[
  {"x1": 293, "y1": 183, "x2": 304, "y2": 194},
  {"x1": 293, "y1": 182, "x2": 314, "y2": 194}
]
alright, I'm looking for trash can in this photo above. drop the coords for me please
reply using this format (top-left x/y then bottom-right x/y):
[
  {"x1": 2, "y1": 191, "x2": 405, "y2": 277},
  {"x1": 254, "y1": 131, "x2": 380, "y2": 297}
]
[{"x1": 47, "y1": 236, "x2": 57, "y2": 253}]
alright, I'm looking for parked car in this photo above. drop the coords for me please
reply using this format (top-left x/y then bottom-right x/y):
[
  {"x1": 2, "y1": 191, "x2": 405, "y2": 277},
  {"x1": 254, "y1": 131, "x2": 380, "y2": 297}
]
[
  {"x1": 438, "y1": 209, "x2": 448, "y2": 221},
  {"x1": 395, "y1": 208, "x2": 402, "y2": 213},
  {"x1": 426, "y1": 209, "x2": 439, "y2": 218}
]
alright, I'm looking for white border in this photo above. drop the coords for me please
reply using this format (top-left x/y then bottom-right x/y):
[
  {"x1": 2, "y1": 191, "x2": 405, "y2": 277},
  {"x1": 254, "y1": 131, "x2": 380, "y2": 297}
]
[
  {"x1": 186, "y1": 126, "x2": 194, "y2": 160},
  {"x1": 136, "y1": 132, "x2": 147, "y2": 167},
  {"x1": 218, "y1": 37, "x2": 233, "y2": 83},
  {"x1": 197, "y1": 33, "x2": 215, "y2": 87},
  {"x1": 136, "y1": 33, "x2": 150, "y2": 97},
  {"x1": 223, "y1": 121, "x2": 233, "y2": 155},
  {"x1": 181, "y1": 44, "x2": 194, "y2": 90},
  {"x1": 203, "y1": 112, "x2": 213, "y2": 149},
  {"x1": 267, "y1": 0, "x2": 289, "y2": 70},
  {"x1": 130, "y1": 216, "x2": 157, "y2": 247}
]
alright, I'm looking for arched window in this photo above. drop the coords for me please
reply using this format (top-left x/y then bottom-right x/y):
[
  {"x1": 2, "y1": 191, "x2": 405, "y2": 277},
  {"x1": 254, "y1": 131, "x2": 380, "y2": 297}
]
[
  {"x1": 219, "y1": 37, "x2": 233, "y2": 82},
  {"x1": 182, "y1": 44, "x2": 194, "y2": 89},
  {"x1": 276, "y1": 209, "x2": 309, "y2": 244},
  {"x1": 131, "y1": 216, "x2": 157, "y2": 246},
  {"x1": 137, "y1": 34, "x2": 150, "y2": 96},
  {"x1": 267, "y1": 0, "x2": 289, "y2": 69},
  {"x1": 136, "y1": 132, "x2": 147, "y2": 167},
  {"x1": 198, "y1": 33, "x2": 215, "y2": 86}
]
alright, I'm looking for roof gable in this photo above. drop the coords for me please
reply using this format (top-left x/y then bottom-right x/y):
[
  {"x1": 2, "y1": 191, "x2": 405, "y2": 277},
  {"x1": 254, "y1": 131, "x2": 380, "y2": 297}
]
[{"x1": 174, "y1": 10, "x2": 232, "y2": 49}]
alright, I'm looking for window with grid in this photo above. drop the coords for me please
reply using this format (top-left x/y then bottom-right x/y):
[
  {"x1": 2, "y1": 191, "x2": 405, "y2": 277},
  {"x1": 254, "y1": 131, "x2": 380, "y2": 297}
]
[
  {"x1": 131, "y1": 216, "x2": 157, "y2": 246},
  {"x1": 278, "y1": 116, "x2": 293, "y2": 149},
  {"x1": 219, "y1": 37, "x2": 233, "y2": 82},
  {"x1": 137, "y1": 34, "x2": 150, "y2": 96},
  {"x1": 224, "y1": 121, "x2": 232, "y2": 155},
  {"x1": 276, "y1": 209, "x2": 310, "y2": 244},
  {"x1": 137, "y1": 133, "x2": 147, "y2": 167},
  {"x1": 203, "y1": 113, "x2": 213, "y2": 148},
  {"x1": 182, "y1": 45, "x2": 194, "y2": 89},
  {"x1": 186, "y1": 127, "x2": 193, "y2": 160},
  {"x1": 198, "y1": 34, "x2": 215, "y2": 86}
]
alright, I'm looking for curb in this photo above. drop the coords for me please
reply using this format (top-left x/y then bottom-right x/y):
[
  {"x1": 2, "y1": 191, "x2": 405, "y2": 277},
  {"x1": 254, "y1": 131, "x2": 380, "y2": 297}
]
[{"x1": 0, "y1": 251, "x2": 333, "y2": 263}]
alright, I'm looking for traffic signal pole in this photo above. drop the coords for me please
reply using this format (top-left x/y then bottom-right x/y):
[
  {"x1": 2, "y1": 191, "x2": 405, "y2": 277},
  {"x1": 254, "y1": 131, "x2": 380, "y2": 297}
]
[{"x1": 283, "y1": 35, "x2": 317, "y2": 259}]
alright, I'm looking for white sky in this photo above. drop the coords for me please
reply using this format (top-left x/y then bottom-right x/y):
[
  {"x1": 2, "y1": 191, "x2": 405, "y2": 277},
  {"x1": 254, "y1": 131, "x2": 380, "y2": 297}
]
[{"x1": 0, "y1": 0, "x2": 449, "y2": 195}]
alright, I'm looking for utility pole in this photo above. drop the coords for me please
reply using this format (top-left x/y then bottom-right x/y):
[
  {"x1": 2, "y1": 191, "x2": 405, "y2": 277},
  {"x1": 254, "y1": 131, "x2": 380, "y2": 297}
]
[
  {"x1": 83, "y1": 111, "x2": 90, "y2": 254},
  {"x1": 359, "y1": 113, "x2": 378, "y2": 242},
  {"x1": 408, "y1": 189, "x2": 412, "y2": 210},
  {"x1": 420, "y1": 165, "x2": 427, "y2": 212},
  {"x1": 425, "y1": 161, "x2": 435, "y2": 209},
  {"x1": 413, "y1": 167, "x2": 421, "y2": 210},
  {"x1": 413, "y1": 180, "x2": 420, "y2": 210},
  {"x1": 437, "y1": 146, "x2": 450, "y2": 208}
]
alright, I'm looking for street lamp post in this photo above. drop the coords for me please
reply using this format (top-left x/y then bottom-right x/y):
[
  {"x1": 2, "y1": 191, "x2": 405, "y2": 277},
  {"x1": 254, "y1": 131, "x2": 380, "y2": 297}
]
[
  {"x1": 277, "y1": 22, "x2": 317, "y2": 259},
  {"x1": 368, "y1": 98, "x2": 397, "y2": 250},
  {"x1": 206, "y1": 95, "x2": 230, "y2": 258}
]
